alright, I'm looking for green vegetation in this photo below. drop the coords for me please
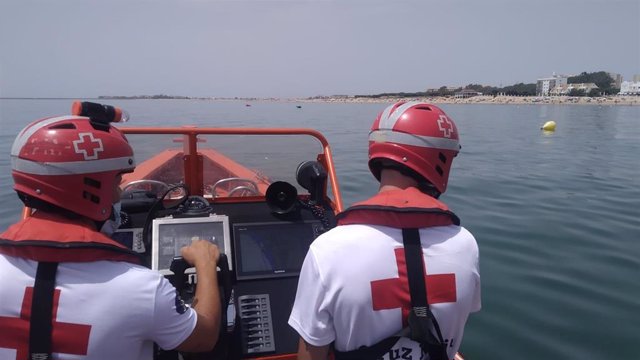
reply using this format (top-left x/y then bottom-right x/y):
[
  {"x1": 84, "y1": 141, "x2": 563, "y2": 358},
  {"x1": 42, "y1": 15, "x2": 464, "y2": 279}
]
[
  {"x1": 98, "y1": 94, "x2": 190, "y2": 99},
  {"x1": 353, "y1": 70, "x2": 620, "y2": 99},
  {"x1": 568, "y1": 88, "x2": 586, "y2": 97},
  {"x1": 498, "y1": 83, "x2": 537, "y2": 96},
  {"x1": 353, "y1": 91, "x2": 433, "y2": 99},
  {"x1": 354, "y1": 82, "x2": 537, "y2": 98},
  {"x1": 568, "y1": 71, "x2": 619, "y2": 95}
]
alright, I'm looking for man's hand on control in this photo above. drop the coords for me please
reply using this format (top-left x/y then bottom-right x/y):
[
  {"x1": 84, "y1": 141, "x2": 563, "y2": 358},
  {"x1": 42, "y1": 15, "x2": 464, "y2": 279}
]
[
  {"x1": 176, "y1": 239, "x2": 222, "y2": 352},
  {"x1": 181, "y1": 240, "x2": 220, "y2": 269}
]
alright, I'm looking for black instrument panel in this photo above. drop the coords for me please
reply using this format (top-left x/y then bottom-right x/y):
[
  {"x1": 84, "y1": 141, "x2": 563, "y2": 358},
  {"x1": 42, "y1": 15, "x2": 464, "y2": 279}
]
[
  {"x1": 121, "y1": 196, "x2": 335, "y2": 358},
  {"x1": 233, "y1": 220, "x2": 323, "y2": 280}
]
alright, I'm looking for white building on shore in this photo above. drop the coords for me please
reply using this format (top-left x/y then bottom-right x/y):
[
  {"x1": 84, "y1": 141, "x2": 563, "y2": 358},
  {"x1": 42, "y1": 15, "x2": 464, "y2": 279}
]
[
  {"x1": 537, "y1": 73, "x2": 568, "y2": 96},
  {"x1": 454, "y1": 89, "x2": 483, "y2": 98},
  {"x1": 619, "y1": 80, "x2": 640, "y2": 95},
  {"x1": 550, "y1": 83, "x2": 599, "y2": 96}
]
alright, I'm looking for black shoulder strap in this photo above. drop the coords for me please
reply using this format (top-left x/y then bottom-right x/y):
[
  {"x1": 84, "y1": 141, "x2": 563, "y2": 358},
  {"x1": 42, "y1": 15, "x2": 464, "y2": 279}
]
[
  {"x1": 402, "y1": 228, "x2": 449, "y2": 360},
  {"x1": 29, "y1": 261, "x2": 59, "y2": 360},
  {"x1": 402, "y1": 228, "x2": 428, "y2": 310}
]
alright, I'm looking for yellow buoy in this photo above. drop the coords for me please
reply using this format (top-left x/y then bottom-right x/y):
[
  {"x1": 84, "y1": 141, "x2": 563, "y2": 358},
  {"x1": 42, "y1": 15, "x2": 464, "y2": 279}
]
[{"x1": 541, "y1": 120, "x2": 556, "y2": 131}]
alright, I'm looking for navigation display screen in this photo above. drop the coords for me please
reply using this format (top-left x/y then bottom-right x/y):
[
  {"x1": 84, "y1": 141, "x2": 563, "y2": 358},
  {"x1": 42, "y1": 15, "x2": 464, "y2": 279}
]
[
  {"x1": 152, "y1": 215, "x2": 230, "y2": 274},
  {"x1": 233, "y1": 221, "x2": 324, "y2": 280}
]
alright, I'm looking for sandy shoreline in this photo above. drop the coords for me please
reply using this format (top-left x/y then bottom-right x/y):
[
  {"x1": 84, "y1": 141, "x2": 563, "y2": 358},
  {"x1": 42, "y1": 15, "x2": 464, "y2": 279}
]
[{"x1": 293, "y1": 95, "x2": 639, "y2": 106}]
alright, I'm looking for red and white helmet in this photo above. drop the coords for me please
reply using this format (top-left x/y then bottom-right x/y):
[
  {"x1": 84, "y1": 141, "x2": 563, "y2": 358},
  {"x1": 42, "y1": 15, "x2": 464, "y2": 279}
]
[
  {"x1": 11, "y1": 116, "x2": 136, "y2": 221},
  {"x1": 368, "y1": 101, "x2": 460, "y2": 194}
]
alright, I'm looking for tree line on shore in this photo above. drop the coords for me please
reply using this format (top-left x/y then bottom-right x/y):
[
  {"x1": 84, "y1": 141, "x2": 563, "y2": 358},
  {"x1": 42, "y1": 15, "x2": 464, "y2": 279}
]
[
  {"x1": 99, "y1": 94, "x2": 191, "y2": 100},
  {"x1": 97, "y1": 71, "x2": 621, "y2": 100},
  {"x1": 354, "y1": 71, "x2": 620, "y2": 98}
]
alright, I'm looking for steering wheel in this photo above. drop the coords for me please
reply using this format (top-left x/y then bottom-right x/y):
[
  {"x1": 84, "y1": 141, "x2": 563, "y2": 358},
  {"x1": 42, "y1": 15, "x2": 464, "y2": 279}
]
[
  {"x1": 122, "y1": 179, "x2": 171, "y2": 197},
  {"x1": 228, "y1": 185, "x2": 259, "y2": 197},
  {"x1": 210, "y1": 178, "x2": 259, "y2": 197}
]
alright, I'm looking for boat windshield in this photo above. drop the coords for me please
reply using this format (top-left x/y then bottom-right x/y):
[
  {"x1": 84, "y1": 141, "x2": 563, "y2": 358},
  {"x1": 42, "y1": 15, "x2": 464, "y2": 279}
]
[{"x1": 119, "y1": 131, "x2": 338, "y2": 204}]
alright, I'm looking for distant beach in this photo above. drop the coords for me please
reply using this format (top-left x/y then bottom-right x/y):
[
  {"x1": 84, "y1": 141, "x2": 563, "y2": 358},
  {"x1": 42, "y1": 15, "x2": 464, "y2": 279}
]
[
  {"x1": 5, "y1": 95, "x2": 638, "y2": 106},
  {"x1": 55, "y1": 94, "x2": 636, "y2": 106},
  {"x1": 296, "y1": 95, "x2": 639, "y2": 106}
]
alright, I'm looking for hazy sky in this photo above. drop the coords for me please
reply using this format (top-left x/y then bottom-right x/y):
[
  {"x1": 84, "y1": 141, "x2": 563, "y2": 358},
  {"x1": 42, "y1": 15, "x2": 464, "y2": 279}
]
[{"x1": 1, "y1": 0, "x2": 638, "y2": 98}]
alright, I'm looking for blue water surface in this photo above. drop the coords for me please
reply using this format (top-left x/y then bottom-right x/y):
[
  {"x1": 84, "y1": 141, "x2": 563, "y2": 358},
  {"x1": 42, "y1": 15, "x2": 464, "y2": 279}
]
[{"x1": 1, "y1": 99, "x2": 638, "y2": 359}]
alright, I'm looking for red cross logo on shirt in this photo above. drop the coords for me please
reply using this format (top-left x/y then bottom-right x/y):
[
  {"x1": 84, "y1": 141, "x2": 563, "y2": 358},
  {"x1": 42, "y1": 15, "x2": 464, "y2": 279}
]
[
  {"x1": 72, "y1": 132, "x2": 104, "y2": 160},
  {"x1": 437, "y1": 115, "x2": 454, "y2": 138},
  {"x1": 370, "y1": 248, "x2": 456, "y2": 326},
  {"x1": 0, "y1": 287, "x2": 92, "y2": 359}
]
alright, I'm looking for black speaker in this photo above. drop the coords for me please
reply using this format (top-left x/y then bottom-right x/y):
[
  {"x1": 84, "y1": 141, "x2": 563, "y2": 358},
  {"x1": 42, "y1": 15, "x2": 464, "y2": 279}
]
[{"x1": 265, "y1": 181, "x2": 298, "y2": 214}]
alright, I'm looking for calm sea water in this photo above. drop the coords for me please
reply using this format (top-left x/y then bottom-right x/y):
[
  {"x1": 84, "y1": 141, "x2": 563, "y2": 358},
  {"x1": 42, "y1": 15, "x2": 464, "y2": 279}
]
[{"x1": 1, "y1": 99, "x2": 639, "y2": 359}]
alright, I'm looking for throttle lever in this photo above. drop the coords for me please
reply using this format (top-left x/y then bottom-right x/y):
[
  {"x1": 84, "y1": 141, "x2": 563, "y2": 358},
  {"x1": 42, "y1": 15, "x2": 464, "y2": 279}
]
[
  {"x1": 167, "y1": 254, "x2": 234, "y2": 360},
  {"x1": 169, "y1": 255, "x2": 230, "y2": 301},
  {"x1": 217, "y1": 254, "x2": 232, "y2": 307},
  {"x1": 169, "y1": 256, "x2": 190, "y2": 292}
]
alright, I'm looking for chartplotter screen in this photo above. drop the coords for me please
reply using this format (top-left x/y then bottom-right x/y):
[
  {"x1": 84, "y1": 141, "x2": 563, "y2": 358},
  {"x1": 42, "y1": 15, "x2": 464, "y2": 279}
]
[
  {"x1": 152, "y1": 215, "x2": 231, "y2": 274},
  {"x1": 233, "y1": 220, "x2": 324, "y2": 280}
]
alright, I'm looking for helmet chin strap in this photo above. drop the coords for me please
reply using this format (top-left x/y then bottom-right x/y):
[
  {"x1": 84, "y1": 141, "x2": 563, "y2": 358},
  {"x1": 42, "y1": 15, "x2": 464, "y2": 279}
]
[{"x1": 99, "y1": 202, "x2": 122, "y2": 236}]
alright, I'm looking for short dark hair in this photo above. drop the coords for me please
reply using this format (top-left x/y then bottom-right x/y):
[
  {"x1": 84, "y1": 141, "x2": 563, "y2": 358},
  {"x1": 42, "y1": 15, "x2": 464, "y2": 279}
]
[{"x1": 370, "y1": 159, "x2": 441, "y2": 198}]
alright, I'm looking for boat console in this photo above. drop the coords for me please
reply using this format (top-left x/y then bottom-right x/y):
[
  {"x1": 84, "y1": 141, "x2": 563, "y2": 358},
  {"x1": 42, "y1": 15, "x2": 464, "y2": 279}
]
[{"x1": 119, "y1": 162, "x2": 337, "y2": 360}]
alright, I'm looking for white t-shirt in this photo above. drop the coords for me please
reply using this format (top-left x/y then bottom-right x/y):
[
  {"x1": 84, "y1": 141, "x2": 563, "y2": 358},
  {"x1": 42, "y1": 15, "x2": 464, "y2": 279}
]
[
  {"x1": 289, "y1": 224, "x2": 480, "y2": 359},
  {"x1": 0, "y1": 255, "x2": 197, "y2": 360}
]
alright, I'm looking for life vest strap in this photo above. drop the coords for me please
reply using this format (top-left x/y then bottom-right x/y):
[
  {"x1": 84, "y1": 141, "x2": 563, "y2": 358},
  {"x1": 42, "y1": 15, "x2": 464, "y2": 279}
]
[
  {"x1": 333, "y1": 336, "x2": 402, "y2": 360},
  {"x1": 403, "y1": 228, "x2": 448, "y2": 360},
  {"x1": 29, "y1": 261, "x2": 59, "y2": 360}
]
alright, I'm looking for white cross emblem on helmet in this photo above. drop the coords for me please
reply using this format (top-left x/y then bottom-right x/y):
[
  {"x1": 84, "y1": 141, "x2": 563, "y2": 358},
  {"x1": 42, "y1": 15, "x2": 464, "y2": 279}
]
[
  {"x1": 72, "y1": 132, "x2": 104, "y2": 160},
  {"x1": 437, "y1": 115, "x2": 454, "y2": 138}
]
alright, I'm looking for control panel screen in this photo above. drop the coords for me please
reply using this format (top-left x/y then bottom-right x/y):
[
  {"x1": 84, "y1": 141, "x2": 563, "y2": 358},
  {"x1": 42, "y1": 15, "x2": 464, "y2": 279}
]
[
  {"x1": 152, "y1": 215, "x2": 231, "y2": 274},
  {"x1": 233, "y1": 221, "x2": 323, "y2": 280}
]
